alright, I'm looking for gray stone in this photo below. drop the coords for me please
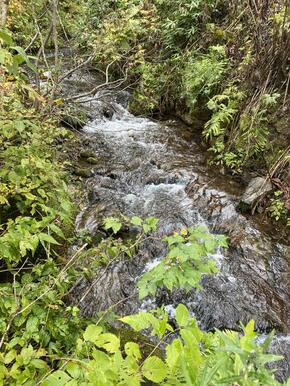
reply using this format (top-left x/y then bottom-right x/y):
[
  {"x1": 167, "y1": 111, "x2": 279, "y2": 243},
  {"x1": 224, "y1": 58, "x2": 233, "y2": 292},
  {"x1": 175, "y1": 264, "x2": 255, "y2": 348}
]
[{"x1": 241, "y1": 177, "x2": 272, "y2": 205}]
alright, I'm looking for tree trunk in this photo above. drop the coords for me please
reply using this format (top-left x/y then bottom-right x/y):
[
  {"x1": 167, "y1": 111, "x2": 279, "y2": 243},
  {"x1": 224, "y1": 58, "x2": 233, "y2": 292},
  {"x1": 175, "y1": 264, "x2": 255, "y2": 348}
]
[{"x1": 0, "y1": 0, "x2": 9, "y2": 27}]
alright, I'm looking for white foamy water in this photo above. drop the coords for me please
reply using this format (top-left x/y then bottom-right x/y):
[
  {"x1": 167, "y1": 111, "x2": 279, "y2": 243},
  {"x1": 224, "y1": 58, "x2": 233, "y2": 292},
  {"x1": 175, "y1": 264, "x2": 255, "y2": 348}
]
[
  {"x1": 83, "y1": 103, "x2": 158, "y2": 136},
  {"x1": 143, "y1": 257, "x2": 162, "y2": 272}
]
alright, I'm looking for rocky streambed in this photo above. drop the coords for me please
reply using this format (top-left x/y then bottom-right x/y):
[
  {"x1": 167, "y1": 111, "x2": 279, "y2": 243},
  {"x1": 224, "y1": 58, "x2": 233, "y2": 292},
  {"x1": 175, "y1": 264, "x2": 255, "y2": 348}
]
[{"x1": 57, "y1": 68, "x2": 290, "y2": 380}]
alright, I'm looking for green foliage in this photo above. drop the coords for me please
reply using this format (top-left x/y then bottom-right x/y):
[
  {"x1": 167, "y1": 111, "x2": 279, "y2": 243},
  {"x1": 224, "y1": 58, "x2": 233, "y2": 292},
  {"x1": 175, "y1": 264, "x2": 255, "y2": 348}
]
[
  {"x1": 0, "y1": 31, "x2": 73, "y2": 267},
  {"x1": 155, "y1": 0, "x2": 218, "y2": 50},
  {"x1": 203, "y1": 89, "x2": 282, "y2": 173},
  {"x1": 0, "y1": 258, "x2": 89, "y2": 385},
  {"x1": 104, "y1": 217, "x2": 123, "y2": 234},
  {"x1": 182, "y1": 46, "x2": 229, "y2": 111},
  {"x1": 1, "y1": 270, "x2": 283, "y2": 386},
  {"x1": 0, "y1": 30, "x2": 35, "y2": 75},
  {"x1": 0, "y1": 214, "x2": 286, "y2": 385},
  {"x1": 131, "y1": 61, "x2": 171, "y2": 113},
  {"x1": 6, "y1": 0, "x2": 48, "y2": 47},
  {"x1": 137, "y1": 225, "x2": 227, "y2": 299},
  {"x1": 120, "y1": 307, "x2": 173, "y2": 338},
  {"x1": 104, "y1": 215, "x2": 159, "y2": 235},
  {"x1": 204, "y1": 86, "x2": 245, "y2": 142},
  {"x1": 268, "y1": 190, "x2": 289, "y2": 223},
  {"x1": 119, "y1": 308, "x2": 282, "y2": 385},
  {"x1": 237, "y1": 93, "x2": 280, "y2": 161}
]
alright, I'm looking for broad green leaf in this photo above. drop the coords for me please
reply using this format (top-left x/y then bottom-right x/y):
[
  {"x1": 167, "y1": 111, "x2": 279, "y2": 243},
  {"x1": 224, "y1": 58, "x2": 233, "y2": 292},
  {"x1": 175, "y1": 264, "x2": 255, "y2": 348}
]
[
  {"x1": 41, "y1": 370, "x2": 71, "y2": 386},
  {"x1": 142, "y1": 356, "x2": 168, "y2": 383},
  {"x1": 4, "y1": 350, "x2": 16, "y2": 364},
  {"x1": 166, "y1": 339, "x2": 182, "y2": 370},
  {"x1": 104, "y1": 217, "x2": 122, "y2": 234},
  {"x1": 66, "y1": 363, "x2": 82, "y2": 379},
  {"x1": 0, "y1": 31, "x2": 13, "y2": 45},
  {"x1": 30, "y1": 359, "x2": 48, "y2": 369},
  {"x1": 131, "y1": 216, "x2": 143, "y2": 226},
  {"x1": 83, "y1": 325, "x2": 103, "y2": 343},
  {"x1": 175, "y1": 304, "x2": 190, "y2": 327},
  {"x1": 125, "y1": 342, "x2": 141, "y2": 360},
  {"x1": 38, "y1": 233, "x2": 60, "y2": 245},
  {"x1": 95, "y1": 333, "x2": 120, "y2": 353}
]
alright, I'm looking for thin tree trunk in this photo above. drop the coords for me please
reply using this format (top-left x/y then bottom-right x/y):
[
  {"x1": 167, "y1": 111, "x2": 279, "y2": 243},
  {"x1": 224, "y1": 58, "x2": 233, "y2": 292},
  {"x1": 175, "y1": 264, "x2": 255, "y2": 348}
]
[
  {"x1": 50, "y1": 0, "x2": 59, "y2": 98},
  {"x1": 52, "y1": 0, "x2": 58, "y2": 68},
  {"x1": 0, "y1": 0, "x2": 9, "y2": 27}
]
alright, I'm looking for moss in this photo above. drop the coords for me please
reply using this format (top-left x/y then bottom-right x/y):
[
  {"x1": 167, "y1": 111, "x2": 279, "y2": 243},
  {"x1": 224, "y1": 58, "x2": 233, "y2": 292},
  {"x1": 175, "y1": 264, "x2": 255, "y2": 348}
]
[
  {"x1": 74, "y1": 167, "x2": 92, "y2": 178},
  {"x1": 87, "y1": 157, "x2": 100, "y2": 165},
  {"x1": 110, "y1": 326, "x2": 163, "y2": 360},
  {"x1": 80, "y1": 150, "x2": 96, "y2": 159}
]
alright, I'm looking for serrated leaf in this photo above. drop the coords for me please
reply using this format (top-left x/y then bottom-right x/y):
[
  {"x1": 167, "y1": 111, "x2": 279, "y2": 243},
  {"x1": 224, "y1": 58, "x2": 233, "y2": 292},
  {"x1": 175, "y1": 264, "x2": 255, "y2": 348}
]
[
  {"x1": 95, "y1": 333, "x2": 120, "y2": 353},
  {"x1": 125, "y1": 342, "x2": 141, "y2": 360},
  {"x1": 38, "y1": 233, "x2": 60, "y2": 245},
  {"x1": 83, "y1": 325, "x2": 103, "y2": 343},
  {"x1": 142, "y1": 356, "x2": 168, "y2": 383},
  {"x1": 41, "y1": 370, "x2": 71, "y2": 386},
  {"x1": 66, "y1": 363, "x2": 82, "y2": 379},
  {"x1": 131, "y1": 216, "x2": 143, "y2": 226},
  {"x1": 175, "y1": 304, "x2": 190, "y2": 327},
  {"x1": 104, "y1": 217, "x2": 122, "y2": 234}
]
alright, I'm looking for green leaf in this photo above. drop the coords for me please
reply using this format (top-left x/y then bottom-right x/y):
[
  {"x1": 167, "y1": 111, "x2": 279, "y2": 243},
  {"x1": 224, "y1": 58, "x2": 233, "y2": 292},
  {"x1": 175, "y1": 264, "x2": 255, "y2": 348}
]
[
  {"x1": 4, "y1": 350, "x2": 16, "y2": 364},
  {"x1": 125, "y1": 342, "x2": 141, "y2": 360},
  {"x1": 49, "y1": 223, "x2": 65, "y2": 239},
  {"x1": 83, "y1": 325, "x2": 103, "y2": 343},
  {"x1": 104, "y1": 217, "x2": 122, "y2": 234},
  {"x1": 38, "y1": 233, "x2": 60, "y2": 245},
  {"x1": 0, "y1": 48, "x2": 8, "y2": 64},
  {"x1": 0, "y1": 31, "x2": 13, "y2": 45},
  {"x1": 30, "y1": 359, "x2": 48, "y2": 370},
  {"x1": 131, "y1": 216, "x2": 143, "y2": 226},
  {"x1": 95, "y1": 333, "x2": 120, "y2": 353},
  {"x1": 41, "y1": 370, "x2": 71, "y2": 386},
  {"x1": 175, "y1": 304, "x2": 190, "y2": 327},
  {"x1": 142, "y1": 356, "x2": 168, "y2": 383},
  {"x1": 26, "y1": 316, "x2": 39, "y2": 333},
  {"x1": 66, "y1": 363, "x2": 82, "y2": 379},
  {"x1": 166, "y1": 339, "x2": 182, "y2": 370}
]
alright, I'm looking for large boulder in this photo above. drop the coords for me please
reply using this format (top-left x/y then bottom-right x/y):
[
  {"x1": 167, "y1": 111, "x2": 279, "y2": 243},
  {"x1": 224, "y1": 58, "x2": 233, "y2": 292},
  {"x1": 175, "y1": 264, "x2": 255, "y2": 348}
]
[{"x1": 241, "y1": 177, "x2": 272, "y2": 205}]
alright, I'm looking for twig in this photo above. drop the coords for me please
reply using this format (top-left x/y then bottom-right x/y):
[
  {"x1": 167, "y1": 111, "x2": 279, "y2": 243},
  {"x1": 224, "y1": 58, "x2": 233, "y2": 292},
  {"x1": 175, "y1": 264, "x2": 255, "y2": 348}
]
[
  {"x1": 63, "y1": 60, "x2": 127, "y2": 102},
  {"x1": 58, "y1": 54, "x2": 96, "y2": 84}
]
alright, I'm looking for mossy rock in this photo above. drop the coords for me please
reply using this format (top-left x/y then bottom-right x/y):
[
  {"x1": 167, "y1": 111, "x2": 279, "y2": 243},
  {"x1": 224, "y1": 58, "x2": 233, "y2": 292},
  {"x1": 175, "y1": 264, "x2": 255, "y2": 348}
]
[
  {"x1": 110, "y1": 326, "x2": 163, "y2": 360},
  {"x1": 62, "y1": 108, "x2": 88, "y2": 131},
  {"x1": 74, "y1": 167, "x2": 92, "y2": 178},
  {"x1": 80, "y1": 150, "x2": 96, "y2": 159},
  {"x1": 87, "y1": 157, "x2": 100, "y2": 165}
]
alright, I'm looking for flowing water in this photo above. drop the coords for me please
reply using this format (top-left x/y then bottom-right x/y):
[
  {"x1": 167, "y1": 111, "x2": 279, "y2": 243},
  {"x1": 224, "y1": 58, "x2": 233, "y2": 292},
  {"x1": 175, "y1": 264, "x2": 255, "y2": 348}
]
[{"x1": 60, "y1": 73, "x2": 290, "y2": 380}]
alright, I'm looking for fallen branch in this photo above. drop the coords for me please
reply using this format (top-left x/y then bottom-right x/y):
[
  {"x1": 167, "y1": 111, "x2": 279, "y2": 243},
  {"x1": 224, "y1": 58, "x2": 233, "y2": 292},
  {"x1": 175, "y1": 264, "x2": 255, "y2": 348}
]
[{"x1": 63, "y1": 60, "x2": 128, "y2": 102}]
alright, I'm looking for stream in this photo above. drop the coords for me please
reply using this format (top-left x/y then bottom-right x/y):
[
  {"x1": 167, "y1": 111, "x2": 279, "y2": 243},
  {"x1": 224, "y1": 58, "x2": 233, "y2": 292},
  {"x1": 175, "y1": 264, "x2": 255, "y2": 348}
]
[{"x1": 58, "y1": 68, "x2": 290, "y2": 381}]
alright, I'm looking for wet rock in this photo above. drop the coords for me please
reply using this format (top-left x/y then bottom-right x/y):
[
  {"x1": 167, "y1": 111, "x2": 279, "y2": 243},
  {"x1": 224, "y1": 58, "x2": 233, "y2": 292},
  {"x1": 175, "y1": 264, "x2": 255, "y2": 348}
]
[
  {"x1": 241, "y1": 176, "x2": 272, "y2": 205},
  {"x1": 103, "y1": 106, "x2": 114, "y2": 119},
  {"x1": 115, "y1": 90, "x2": 131, "y2": 108},
  {"x1": 267, "y1": 335, "x2": 290, "y2": 382}
]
